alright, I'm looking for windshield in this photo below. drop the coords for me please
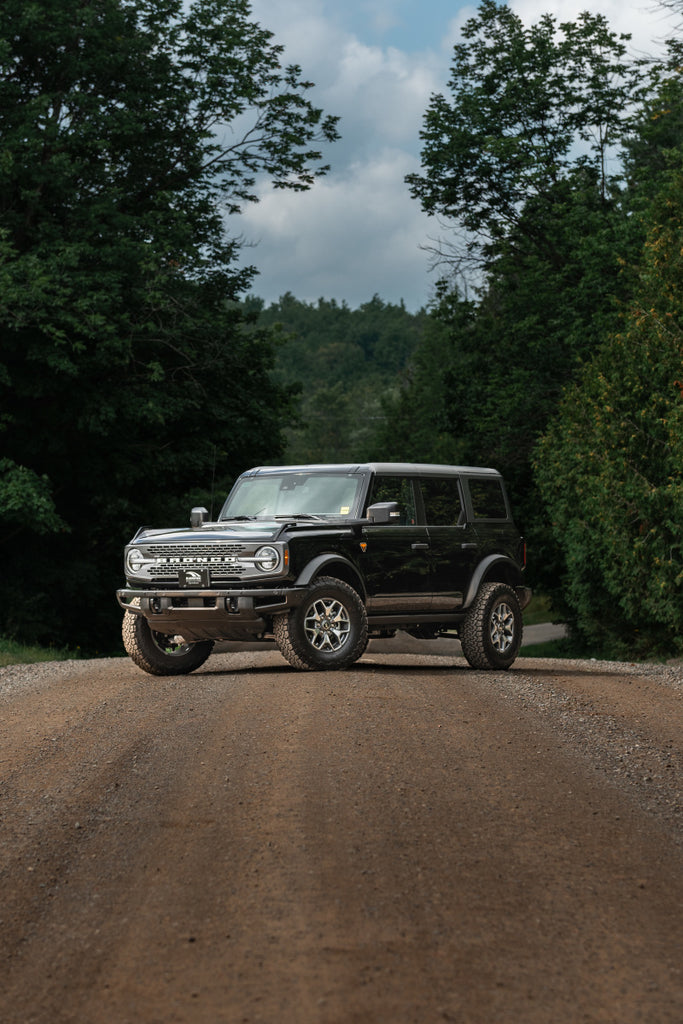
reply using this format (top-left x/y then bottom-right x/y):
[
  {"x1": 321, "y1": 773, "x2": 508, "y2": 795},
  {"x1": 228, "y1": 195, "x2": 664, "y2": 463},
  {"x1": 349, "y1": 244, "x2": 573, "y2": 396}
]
[{"x1": 220, "y1": 472, "x2": 365, "y2": 520}]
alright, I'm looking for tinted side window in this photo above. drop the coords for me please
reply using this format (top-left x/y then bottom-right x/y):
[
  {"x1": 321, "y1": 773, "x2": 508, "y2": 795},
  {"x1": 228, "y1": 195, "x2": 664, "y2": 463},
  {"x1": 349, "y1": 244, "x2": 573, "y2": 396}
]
[
  {"x1": 367, "y1": 476, "x2": 416, "y2": 525},
  {"x1": 468, "y1": 478, "x2": 508, "y2": 519},
  {"x1": 420, "y1": 477, "x2": 463, "y2": 526}
]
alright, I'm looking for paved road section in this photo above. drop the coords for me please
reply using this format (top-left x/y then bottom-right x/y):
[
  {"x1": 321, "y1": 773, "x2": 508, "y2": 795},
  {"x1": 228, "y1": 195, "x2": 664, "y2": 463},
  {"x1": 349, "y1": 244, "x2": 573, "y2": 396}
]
[{"x1": 0, "y1": 649, "x2": 681, "y2": 1023}]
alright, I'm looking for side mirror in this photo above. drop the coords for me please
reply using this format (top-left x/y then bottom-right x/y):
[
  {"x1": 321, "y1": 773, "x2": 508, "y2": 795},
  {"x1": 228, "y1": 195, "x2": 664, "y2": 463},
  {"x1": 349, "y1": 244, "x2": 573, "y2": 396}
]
[
  {"x1": 190, "y1": 506, "x2": 209, "y2": 529},
  {"x1": 366, "y1": 501, "x2": 400, "y2": 524}
]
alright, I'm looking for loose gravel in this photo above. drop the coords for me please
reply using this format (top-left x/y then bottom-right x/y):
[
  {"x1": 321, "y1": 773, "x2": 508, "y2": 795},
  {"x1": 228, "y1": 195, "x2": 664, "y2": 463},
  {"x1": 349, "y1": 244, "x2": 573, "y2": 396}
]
[
  {"x1": 497, "y1": 657, "x2": 683, "y2": 842},
  {"x1": 2, "y1": 653, "x2": 681, "y2": 841}
]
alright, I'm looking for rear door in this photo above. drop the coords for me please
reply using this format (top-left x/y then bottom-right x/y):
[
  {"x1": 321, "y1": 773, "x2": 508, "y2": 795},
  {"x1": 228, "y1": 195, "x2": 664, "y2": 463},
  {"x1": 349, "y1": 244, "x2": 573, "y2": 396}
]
[{"x1": 419, "y1": 475, "x2": 480, "y2": 612}]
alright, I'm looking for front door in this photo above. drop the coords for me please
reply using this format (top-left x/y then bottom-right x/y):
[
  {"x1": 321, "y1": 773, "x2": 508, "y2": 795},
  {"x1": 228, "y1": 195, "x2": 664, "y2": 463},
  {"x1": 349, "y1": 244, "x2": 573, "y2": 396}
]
[{"x1": 361, "y1": 475, "x2": 432, "y2": 614}]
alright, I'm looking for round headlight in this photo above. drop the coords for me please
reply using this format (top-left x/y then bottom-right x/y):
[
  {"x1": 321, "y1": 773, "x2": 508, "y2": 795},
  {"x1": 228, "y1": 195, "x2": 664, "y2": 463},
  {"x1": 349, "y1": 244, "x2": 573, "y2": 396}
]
[
  {"x1": 254, "y1": 545, "x2": 279, "y2": 572},
  {"x1": 126, "y1": 547, "x2": 145, "y2": 574}
]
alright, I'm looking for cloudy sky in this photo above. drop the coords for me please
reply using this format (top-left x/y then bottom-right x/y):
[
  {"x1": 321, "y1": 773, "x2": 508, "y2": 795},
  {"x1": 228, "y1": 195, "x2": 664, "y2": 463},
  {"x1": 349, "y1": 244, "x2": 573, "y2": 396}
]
[{"x1": 238, "y1": 0, "x2": 672, "y2": 311}]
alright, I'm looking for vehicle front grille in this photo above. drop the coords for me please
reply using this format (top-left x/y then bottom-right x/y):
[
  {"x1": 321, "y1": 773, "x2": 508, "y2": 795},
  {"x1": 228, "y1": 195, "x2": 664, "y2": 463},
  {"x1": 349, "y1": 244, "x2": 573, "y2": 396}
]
[
  {"x1": 147, "y1": 544, "x2": 244, "y2": 558},
  {"x1": 146, "y1": 543, "x2": 248, "y2": 580}
]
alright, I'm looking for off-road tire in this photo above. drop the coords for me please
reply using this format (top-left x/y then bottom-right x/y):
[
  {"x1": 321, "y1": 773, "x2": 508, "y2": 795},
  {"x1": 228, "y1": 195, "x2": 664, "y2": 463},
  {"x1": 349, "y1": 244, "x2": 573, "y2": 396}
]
[
  {"x1": 460, "y1": 582, "x2": 522, "y2": 670},
  {"x1": 273, "y1": 576, "x2": 368, "y2": 671},
  {"x1": 122, "y1": 610, "x2": 214, "y2": 676}
]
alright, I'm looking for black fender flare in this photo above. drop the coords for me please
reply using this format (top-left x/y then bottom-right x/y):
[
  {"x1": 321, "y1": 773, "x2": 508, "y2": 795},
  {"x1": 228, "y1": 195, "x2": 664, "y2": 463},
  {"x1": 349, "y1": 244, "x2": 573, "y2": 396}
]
[
  {"x1": 294, "y1": 553, "x2": 366, "y2": 598},
  {"x1": 463, "y1": 555, "x2": 524, "y2": 610}
]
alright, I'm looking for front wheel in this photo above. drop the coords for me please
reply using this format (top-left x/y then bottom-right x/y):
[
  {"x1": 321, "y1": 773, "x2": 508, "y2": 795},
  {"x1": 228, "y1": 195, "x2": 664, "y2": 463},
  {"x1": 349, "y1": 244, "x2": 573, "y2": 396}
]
[
  {"x1": 460, "y1": 582, "x2": 522, "y2": 670},
  {"x1": 273, "y1": 576, "x2": 368, "y2": 671},
  {"x1": 122, "y1": 611, "x2": 214, "y2": 676}
]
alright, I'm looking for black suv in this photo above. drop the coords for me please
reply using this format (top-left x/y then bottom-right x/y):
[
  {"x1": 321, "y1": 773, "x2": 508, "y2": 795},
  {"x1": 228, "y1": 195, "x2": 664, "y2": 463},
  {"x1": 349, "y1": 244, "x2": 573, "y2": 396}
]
[{"x1": 117, "y1": 462, "x2": 530, "y2": 675}]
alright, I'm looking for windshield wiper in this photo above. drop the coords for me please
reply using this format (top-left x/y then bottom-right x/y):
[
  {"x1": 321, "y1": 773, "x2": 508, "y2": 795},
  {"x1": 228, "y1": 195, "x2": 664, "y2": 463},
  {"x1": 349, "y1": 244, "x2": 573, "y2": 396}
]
[{"x1": 273, "y1": 513, "x2": 325, "y2": 521}]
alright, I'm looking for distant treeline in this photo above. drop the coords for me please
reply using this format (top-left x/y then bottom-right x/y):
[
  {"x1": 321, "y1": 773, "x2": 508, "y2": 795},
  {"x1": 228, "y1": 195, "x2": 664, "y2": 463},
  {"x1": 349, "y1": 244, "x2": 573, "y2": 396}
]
[{"x1": 244, "y1": 294, "x2": 427, "y2": 465}]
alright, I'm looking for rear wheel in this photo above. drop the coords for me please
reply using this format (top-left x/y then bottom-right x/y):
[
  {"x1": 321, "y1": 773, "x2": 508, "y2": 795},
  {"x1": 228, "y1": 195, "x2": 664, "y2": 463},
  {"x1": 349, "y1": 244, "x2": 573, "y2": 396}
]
[
  {"x1": 460, "y1": 582, "x2": 522, "y2": 670},
  {"x1": 122, "y1": 610, "x2": 214, "y2": 676},
  {"x1": 274, "y1": 576, "x2": 368, "y2": 671}
]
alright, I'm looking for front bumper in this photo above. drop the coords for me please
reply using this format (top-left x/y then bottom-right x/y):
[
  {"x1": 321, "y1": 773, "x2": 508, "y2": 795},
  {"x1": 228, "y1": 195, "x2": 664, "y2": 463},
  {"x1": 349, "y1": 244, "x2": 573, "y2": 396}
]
[{"x1": 116, "y1": 586, "x2": 307, "y2": 642}]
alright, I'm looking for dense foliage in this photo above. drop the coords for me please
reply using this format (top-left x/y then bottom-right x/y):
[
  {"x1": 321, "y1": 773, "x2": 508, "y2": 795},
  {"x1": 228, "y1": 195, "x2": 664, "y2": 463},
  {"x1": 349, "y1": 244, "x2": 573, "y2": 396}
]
[
  {"x1": 536, "y1": 170, "x2": 683, "y2": 657},
  {"x1": 0, "y1": 0, "x2": 337, "y2": 650},
  {"x1": 387, "y1": 3, "x2": 647, "y2": 543}
]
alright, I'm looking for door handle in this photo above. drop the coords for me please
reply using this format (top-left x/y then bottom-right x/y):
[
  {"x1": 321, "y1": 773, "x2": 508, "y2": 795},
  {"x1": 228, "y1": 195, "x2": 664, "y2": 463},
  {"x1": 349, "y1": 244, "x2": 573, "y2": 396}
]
[
  {"x1": 461, "y1": 542, "x2": 477, "y2": 550},
  {"x1": 411, "y1": 542, "x2": 429, "y2": 550}
]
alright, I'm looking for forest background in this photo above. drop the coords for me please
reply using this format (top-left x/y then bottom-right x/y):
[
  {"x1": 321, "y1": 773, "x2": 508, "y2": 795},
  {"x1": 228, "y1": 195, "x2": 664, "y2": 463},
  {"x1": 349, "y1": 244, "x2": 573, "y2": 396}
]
[{"x1": 1, "y1": 0, "x2": 682, "y2": 659}]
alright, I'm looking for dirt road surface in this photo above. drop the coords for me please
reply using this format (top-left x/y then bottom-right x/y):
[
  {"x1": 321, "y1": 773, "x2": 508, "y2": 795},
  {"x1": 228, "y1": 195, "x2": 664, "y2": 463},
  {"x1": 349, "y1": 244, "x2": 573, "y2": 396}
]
[{"x1": 1, "y1": 639, "x2": 681, "y2": 1024}]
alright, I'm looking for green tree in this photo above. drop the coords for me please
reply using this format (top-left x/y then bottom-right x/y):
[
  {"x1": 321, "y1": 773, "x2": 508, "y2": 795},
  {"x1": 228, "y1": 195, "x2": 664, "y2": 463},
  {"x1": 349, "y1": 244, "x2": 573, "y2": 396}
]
[
  {"x1": 621, "y1": 44, "x2": 683, "y2": 210},
  {"x1": 407, "y1": 0, "x2": 645, "y2": 269},
  {"x1": 395, "y1": 1, "x2": 664, "y2": 572},
  {"x1": 536, "y1": 167, "x2": 683, "y2": 657},
  {"x1": 0, "y1": 0, "x2": 338, "y2": 649},
  {"x1": 373, "y1": 290, "x2": 472, "y2": 465}
]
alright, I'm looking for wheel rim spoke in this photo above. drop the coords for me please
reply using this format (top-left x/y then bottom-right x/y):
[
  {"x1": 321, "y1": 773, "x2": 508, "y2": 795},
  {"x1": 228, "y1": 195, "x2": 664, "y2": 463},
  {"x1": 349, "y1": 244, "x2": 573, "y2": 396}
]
[
  {"x1": 304, "y1": 597, "x2": 351, "y2": 652},
  {"x1": 490, "y1": 602, "x2": 515, "y2": 653}
]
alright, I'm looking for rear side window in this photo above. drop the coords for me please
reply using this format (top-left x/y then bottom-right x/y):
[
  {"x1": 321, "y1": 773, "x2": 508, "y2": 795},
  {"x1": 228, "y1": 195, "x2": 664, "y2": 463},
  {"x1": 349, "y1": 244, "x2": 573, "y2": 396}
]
[
  {"x1": 420, "y1": 477, "x2": 463, "y2": 526},
  {"x1": 468, "y1": 477, "x2": 508, "y2": 519}
]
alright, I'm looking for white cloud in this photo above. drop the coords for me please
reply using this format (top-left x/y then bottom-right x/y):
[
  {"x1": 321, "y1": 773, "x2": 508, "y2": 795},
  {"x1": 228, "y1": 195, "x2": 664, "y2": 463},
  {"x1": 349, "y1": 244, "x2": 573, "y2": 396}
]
[
  {"x1": 361, "y1": 0, "x2": 403, "y2": 36},
  {"x1": 249, "y1": 0, "x2": 346, "y2": 70},
  {"x1": 236, "y1": 1, "x2": 450, "y2": 308},
  {"x1": 239, "y1": 148, "x2": 435, "y2": 309},
  {"x1": 318, "y1": 39, "x2": 443, "y2": 163},
  {"x1": 510, "y1": 0, "x2": 672, "y2": 55},
  {"x1": 250, "y1": 0, "x2": 447, "y2": 159}
]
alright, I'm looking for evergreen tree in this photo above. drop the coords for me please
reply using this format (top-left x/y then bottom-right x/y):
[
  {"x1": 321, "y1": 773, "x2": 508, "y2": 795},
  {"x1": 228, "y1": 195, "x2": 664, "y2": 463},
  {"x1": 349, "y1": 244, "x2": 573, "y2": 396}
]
[{"x1": 536, "y1": 165, "x2": 683, "y2": 657}]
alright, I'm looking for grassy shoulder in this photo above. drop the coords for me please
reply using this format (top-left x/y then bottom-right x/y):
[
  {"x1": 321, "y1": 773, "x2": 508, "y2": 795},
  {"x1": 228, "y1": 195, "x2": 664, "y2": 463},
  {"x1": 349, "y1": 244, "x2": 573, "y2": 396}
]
[
  {"x1": 521, "y1": 594, "x2": 571, "y2": 657},
  {"x1": 520, "y1": 638, "x2": 574, "y2": 658},
  {"x1": 0, "y1": 637, "x2": 83, "y2": 668},
  {"x1": 522, "y1": 593, "x2": 557, "y2": 627}
]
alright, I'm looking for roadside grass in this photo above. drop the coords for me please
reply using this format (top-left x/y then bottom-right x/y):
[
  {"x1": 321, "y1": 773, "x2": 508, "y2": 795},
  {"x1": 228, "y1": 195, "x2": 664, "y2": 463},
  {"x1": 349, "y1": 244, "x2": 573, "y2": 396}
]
[
  {"x1": 523, "y1": 593, "x2": 556, "y2": 627},
  {"x1": 0, "y1": 637, "x2": 82, "y2": 668},
  {"x1": 522, "y1": 593, "x2": 576, "y2": 659},
  {"x1": 520, "y1": 638, "x2": 575, "y2": 658}
]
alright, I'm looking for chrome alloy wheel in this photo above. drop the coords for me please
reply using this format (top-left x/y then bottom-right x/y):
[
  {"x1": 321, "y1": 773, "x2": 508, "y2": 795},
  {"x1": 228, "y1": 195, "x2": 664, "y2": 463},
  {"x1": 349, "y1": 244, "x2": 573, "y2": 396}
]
[
  {"x1": 303, "y1": 596, "x2": 351, "y2": 652},
  {"x1": 489, "y1": 600, "x2": 516, "y2": 654}
]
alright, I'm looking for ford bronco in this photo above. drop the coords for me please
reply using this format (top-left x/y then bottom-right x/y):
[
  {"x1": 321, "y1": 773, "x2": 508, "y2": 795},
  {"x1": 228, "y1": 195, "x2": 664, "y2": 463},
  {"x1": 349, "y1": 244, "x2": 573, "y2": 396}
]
[{"x1": 117, "y1": 462, "x2": 530, "y2": 674}]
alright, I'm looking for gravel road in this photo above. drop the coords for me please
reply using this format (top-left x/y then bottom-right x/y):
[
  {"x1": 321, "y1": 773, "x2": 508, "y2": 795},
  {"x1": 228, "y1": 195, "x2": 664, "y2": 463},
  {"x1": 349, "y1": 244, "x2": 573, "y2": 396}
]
[{"x1": 0, "y1": 639, "x2": 681, "y2": 1023}]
